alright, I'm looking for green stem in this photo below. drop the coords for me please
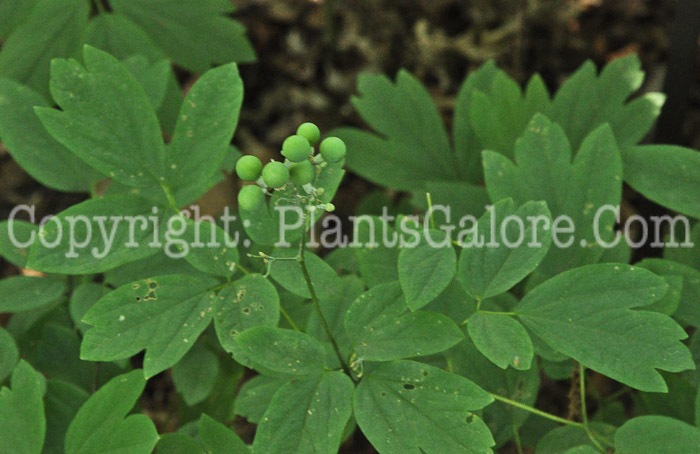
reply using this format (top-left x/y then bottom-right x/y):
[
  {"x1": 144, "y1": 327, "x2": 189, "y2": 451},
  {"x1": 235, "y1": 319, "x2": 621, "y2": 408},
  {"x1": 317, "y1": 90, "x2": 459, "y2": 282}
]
[
  {"x1": 479, "y1": 310, "x2": 517, "y2": 316},
  {"x1": 298, "y1": 225, "x2": 352, "y2": 377},
  {"x1": 512, "y1": 425, "x2": 524, "y2": 454},
  {"x1": 489, "y1": 393, "x2": 584, "y2": 428},
  {"x1": 579, "y1": 364, "x2": 608, "y2": 453},
  {"x1": 280, "y1": 306, "x2": 301, "y2": 331},
  {"x1": 160, "y1": 183, "x2": 178, "y2": 211}
]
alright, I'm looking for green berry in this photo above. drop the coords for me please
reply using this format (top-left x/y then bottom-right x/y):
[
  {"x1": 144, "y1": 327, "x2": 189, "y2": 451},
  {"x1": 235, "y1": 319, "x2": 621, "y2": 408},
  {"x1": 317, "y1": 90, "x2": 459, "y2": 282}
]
[
  {"x1": 238, "y1": 185, "x2": 265, "y2": 211},
  {"x1": 289, "y1": 160, "x2": 315, "y2": 185},
  {"x1": 324, "y1": 203, "x2": 335, "y2": 212},
  {"x1": 262, "y1": 161, "x2": 289, "y2": 188},
  {"x1": 320, "y1": 137, "x2": 346, "y2": 163},
  {"x1": 235, "y1": 155, "x2": 262, "y2": 181},
  {"x1": 296, "y1": 122, "x2": 321, "y2": 145},
  {"x1": 281, "y1": 135, "x2": 311, "y2": 162}
]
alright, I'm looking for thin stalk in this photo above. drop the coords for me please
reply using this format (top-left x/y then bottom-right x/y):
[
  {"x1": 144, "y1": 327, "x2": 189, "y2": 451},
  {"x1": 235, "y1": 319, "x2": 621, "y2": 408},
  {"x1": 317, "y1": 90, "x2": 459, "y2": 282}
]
[
  {"x1": 280, "y1": 306, "x2": 301, "y2": 331},
  {"x1": 579, "y1": 364, "x2": 608, "y2": 453},
  {"x1": 298, "y1": 219, "x2": 352, "y2": 377},
  {"x1": 489, "y1": 393, "x2": 584, "y2": 428}
]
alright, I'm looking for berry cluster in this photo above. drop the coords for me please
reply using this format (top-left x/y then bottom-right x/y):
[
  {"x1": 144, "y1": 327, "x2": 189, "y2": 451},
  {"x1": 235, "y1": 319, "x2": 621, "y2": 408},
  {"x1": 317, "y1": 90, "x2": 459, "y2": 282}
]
[{"x1": 235, "y1": 123, "x2": 346, "y2": 211}]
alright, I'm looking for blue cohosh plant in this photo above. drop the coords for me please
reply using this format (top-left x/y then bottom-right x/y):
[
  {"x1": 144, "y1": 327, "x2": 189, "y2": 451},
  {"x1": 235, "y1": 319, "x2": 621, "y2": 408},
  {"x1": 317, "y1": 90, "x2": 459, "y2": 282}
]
[{"x1": 0, "y1": 26, "x2": 700, "y2": 454}]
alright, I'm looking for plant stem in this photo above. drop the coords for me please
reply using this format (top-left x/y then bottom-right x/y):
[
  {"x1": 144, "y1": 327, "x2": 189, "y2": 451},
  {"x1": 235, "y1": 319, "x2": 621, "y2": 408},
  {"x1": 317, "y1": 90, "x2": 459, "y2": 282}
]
[
  {"x1": 579, "y1": 364, "x2": 608, "y2": 453},
  {"x1": 489, "y1": 393, "x2": 585, "y2": 428},
  {"x1": 298, "y1": 225, "x2": 352, "y2": 377},
  {"x1": 280, "y1": 305, "x2": 301, "y2": 332},
  {"x1": 512, "y1": 425, "x2": 524, "y2": 454}
]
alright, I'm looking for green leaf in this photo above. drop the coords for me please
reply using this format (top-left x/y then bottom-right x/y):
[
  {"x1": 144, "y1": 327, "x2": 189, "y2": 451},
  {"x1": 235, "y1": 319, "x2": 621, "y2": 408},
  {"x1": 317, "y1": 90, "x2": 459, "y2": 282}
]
[
  {"x1": 121, "y1": 56, "x2": 171, "y2": 111},
  {"x1": 516, "y1": 263, "x2": 694, "y2": 392},
  {"x1": 165, "y1": 63, "x2": 243, "y2": 205},
  {"x1": 0, "y1": 361, "x2": 46, "y2": 454},
  {"x1": 0, "y1": 276, "x2": 67, "y2": 313},
  {"x1": 234, "y1": 375, "x2": 284, "y2": 424},
  {"x1": 69, "y1": 283, "x2": 110, "y2": 334},
  {"x1": 83, "y1": 13, "x2": 165, "y2": 63},
  {"x1": 353, "y1": 216, "x2": 399, "y2": 287},
  {"x1": 81, "y1": 275, "x2": 219, "y2": 378},
  {"x1": 213, "y1": 274, "x2": 280, "y2": 356},
  {"x1": 270, "y1": 249, "x2": 342, "y2": 302},
  {"x1": 253, "y1": 371, "x2": 354, "y2": 454},
  {"x1": 457, "y1": 199, "x2": 552, "y2": 300},
  {"x1": 0, "y1": 79, "x2": 102, "y2": 192},
  {"x1": 65, "y1": 370, "x2": 158, "y2": 454},
  {"x1": 33, "y1": 323, "x2": 93, "y2": 391},
  {"x1": 354, "y1": 360, "x2": 494, "y2": 454},
  {"x1": 453, "y1": 61, "x2": 501, "y2": 183},
  {"x1": 197, "y1": 414, "x2": 249, "y2": 453},
  {"x1": 35, "y1": 46, "x2": 166, "y2": 189},
  {"x1": 483, "y1": 115, "x2": 622, "y2": 279},
  {"x1": 637, "y1": 258, "x2": 700, "y2": 327},
  {"x1": 43, "y1": 380, "x2": 89, "y2": 454},
  {"x1": 469, "y1": 71, "x2": 550, "y2": 161},
  {"x1": 0, "y1": 0, "x2": 38, "y2": 39},
  {"x1": 615, "y1": 416, "x2": 700, "y2": 454},
  {"x1": 449, "y1": 336, "x2": 540, "y2": 446},
  {"x1": 0, "y1": 327, "x2": 19, "y2": 383},
  {"x1": 536, "y1": 423, "x2": 615, "y2": 454},
  {"x1": 467, "y1": 312, "x2": 533, "y2": 370},
  {"x1": 155, "y1": 434, "x2": 204, "y2": 454},
  {"x1": 234, "y1": 326, "x2": 328, "y2": 376},
  {"x1": 110, "y1": 0, "x2": 255, "y2": 73},
  {"x1": 182, "y1": 220, "x2": 240, "y2": 279},
  {"x1": 0, "y1": 0, "x2": 88, "y2": 99},
  {"x1": 26, "y1": 194, "x2": 169, "y2": 274},
  {"x1": 623, "y1": 145, "x2": 700, "y2": 219},
  {"x1": 335, "y1": 70, "x2": 456, "y2": 191},
  {"x1": 398, "y1": 229, "x2": 456, "y2": 310},
  {"x1": 173, "y1": 344, "x2": 220, "y2": 406},
  {"x1": 0, "y1": 220, "x2": 36, "y2": 268},
  {"x1": 344, "y1": 282, "x2": 464, "y2": 361}
]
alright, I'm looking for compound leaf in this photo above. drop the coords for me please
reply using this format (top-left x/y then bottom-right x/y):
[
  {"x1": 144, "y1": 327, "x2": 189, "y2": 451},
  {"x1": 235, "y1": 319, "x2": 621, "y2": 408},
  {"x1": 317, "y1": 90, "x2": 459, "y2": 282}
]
[
  {"x1": 0, "y1": 360, "x2": 46, "y2": 454},
  {"x1": 516, "y1": 264, "x2": 694, "y2": 392},
  {"x1": 80, "y1": 275, "x2": 220, "y2": 378},
  {"x1": 615, "y1": 416, "x2": 700, "y2": 454},
  {"x1": 0, "y1": 78, "x2": 102, "y2": 192},
  {"x1": 35, "y1": 46, "x2": 166, "y2": 189},
  {"x1": 457, "y1": 199, "x2": 552, "y2": 300},
  {"x1": 26, "y1": 194, "x2": 170, "y2": 274},
  {"x1": 623, "y1": 145, "x2": 700, "y2": 219},
  {"x1": 213, "y1": 274, "x2": 280, "y2": 356},
  {"x1": 234, "y1": 326, "x2": 328, "y2": 376},
  {"x1": 65, "y1": 370, "x2": 158, "y2": 454},
  {"x1": 398, "y1": 229, "x2": 456, "y2": 310},
  {"x1": 467, "y1": 312, "x2": 534, "y2": 370},
  {"x1": 354, "y1": 360, "x2": 494, "y2": 454},
  {"x1": 0, "y1": 276, "x2": 67, "y2": 313},
  {"x1": 253, "y1": 371, "x2": 354, "y2": 454},
  {"x1": 0, "y1": 0, "x2": 88, "y2": 99},
  {"x1": 165, "y1": 63, "x2": 243, "y2": 205},
  {"x1": 344, "y1": 282, "x2": 464, "y2": 361},
  {"x1": 110, "y1": 0, "x2": 255, "y2": 73}
]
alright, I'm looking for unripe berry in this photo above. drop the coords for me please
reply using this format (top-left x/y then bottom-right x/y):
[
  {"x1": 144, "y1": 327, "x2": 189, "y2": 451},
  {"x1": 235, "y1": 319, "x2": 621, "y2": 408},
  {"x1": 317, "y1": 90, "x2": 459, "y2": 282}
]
[
  {"x1": 296, "y1": 122, "x2": 321, "y2": 145},
  {"x1": 262, "y1": 161, "x2": 289, "y2": 188},
  {"x1": 235, "y1": 155, "x2": 262, "y2": 181},
  {"x1": 320, "y1": 137, "x2": 346, "y2": 163},
  {"x1": 289, "y1": 160, "x2": 315, "y2": 185},
  {"x1": 238, "y1": 185, "x2": 265, "y2": 211},
  {"x1": 281, "y1": 135, "x2": 311, "y2": 162}
]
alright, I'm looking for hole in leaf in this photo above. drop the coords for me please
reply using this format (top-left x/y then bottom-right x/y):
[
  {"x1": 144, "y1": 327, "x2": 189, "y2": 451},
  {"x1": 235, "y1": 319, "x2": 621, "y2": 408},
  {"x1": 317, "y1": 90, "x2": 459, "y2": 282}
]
[
  {"x1": 403, "y1": 384, "x2": 415, "y2": 390},
  {"x1": 422, "y1": 370, "x2": 428, "y2": 377},
  {"x1": 380, "y1": 392, "x2": 387, "y2": 397},
  {"x1": 466, "y1": 414, "x2": 475, "y2": 424}
]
